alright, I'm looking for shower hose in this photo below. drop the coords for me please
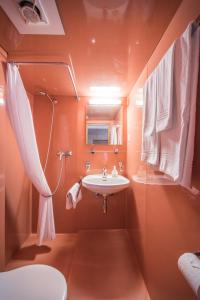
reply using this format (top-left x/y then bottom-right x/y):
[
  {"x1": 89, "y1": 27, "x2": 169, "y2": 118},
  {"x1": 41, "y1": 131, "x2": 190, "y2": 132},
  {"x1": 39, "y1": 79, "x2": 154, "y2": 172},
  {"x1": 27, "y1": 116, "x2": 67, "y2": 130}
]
[{"x1": 43, "y1": 99, "x2": 64, "y2": 197}]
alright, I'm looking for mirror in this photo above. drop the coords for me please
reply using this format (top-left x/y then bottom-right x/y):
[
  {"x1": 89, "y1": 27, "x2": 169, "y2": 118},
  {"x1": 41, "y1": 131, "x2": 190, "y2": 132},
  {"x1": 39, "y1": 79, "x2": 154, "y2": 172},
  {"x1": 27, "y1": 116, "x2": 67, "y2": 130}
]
[{"x1": 86, "y1": 102, "x2": 123, "y2": 145}]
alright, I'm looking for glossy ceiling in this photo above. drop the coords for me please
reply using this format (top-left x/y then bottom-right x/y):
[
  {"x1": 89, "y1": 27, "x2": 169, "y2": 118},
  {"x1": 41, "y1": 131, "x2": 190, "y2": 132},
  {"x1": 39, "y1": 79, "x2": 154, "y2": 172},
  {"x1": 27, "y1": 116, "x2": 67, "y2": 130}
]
[{"x1": 0, "y1": 0, "x2": 182, "y2": 97}]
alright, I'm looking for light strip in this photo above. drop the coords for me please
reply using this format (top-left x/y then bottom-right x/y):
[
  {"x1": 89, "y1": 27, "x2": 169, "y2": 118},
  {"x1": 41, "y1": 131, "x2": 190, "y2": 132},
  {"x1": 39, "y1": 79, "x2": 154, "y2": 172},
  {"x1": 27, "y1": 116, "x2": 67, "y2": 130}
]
[
  {"x1": 89, "y1": 98, "x2": 122, "y2": 106},
  {"x1": 89, "y1": 86, "x2": 121, "y2": 97}
]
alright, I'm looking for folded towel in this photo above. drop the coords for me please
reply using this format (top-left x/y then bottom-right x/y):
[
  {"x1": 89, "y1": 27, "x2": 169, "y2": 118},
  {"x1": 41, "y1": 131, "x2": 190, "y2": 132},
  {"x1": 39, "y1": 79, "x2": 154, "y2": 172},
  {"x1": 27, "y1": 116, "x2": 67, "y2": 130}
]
[
  {"x1": 156, "y1": 42, "x2": 175, "y2": 132},
  {"x1": 159, "y1": 22, "x2": 199, "y2": 185},
  {"x1": 141, "y1": 70, "x2": 160, "y2": 165},
  {"x1": 66, "y1": 183, "x2": 82, "y2": 209}
]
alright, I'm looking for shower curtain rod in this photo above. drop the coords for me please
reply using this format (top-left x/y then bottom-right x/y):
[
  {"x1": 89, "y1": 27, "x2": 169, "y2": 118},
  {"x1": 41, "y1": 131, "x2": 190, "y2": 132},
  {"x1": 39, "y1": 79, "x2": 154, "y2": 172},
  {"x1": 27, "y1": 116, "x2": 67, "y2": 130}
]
[
  {"x1": 192, "y1": 15, "x2": 200, "y2": 34},
  {"x1": 8, "y1": 61, "x2": 80, "y2": 101}
]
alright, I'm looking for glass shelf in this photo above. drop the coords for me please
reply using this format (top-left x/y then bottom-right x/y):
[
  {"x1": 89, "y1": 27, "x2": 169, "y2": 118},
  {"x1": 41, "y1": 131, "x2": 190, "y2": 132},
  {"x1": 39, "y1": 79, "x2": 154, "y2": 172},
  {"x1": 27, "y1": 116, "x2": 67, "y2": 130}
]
[{"x1": 132, "y1": 174, "x2": 177, "y2": 186}]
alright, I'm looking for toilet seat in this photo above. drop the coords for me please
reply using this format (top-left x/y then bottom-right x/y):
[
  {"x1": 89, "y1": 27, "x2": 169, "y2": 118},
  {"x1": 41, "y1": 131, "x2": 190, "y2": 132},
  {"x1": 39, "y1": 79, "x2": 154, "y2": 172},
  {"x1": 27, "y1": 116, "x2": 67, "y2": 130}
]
[{"x1": 0, "y1": 264, "x2": 67, "y2": 300}]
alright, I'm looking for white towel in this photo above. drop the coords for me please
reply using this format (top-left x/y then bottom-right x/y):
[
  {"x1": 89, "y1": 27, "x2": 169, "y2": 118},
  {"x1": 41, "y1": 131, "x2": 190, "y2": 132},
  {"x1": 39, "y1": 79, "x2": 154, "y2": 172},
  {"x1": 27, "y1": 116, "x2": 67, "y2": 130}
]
[
  {"x1": 159, "y1": 22, "x2": 199, "y2": 185},
  {"x1": 180, "y1": 26, "x2": 200, "y2": 188},
  {"x1": 156, "y1": 42, "x2": 175, "y2": 132},
  {"x1": 178, "y1": 253, "x2": 200, "y2": 298},
  {"x1": 117, "y1": 126, "x2": 122, "y2": 145},
  {"x1": 141, "y1": 70, "x2": 160, "y2": 165},
  {"x1": 110, "y1": 125, "x2": 118, "y2": 145},
  {"x1": 66, "y1": 183, "x2": 82, "y2": 209}
]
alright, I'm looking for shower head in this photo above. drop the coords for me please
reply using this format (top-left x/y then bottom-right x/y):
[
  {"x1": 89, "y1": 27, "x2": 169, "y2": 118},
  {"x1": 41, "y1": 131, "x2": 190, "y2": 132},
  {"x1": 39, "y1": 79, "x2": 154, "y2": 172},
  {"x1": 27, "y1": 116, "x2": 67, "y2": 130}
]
[
  {"x1": 38, "y1": 91, "x2": 47, "y2": 96},
  {"x1": 38, "y1": 91, "x2": 58, "y2": 104}
]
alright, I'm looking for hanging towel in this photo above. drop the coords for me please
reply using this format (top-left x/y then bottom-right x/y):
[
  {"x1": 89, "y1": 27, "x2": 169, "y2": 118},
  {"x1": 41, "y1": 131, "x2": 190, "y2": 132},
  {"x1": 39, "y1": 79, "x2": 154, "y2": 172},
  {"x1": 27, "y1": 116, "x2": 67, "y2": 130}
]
[
  {"x1": 180, "y1": 25, "x2": 200, "y2": 188},
  {"x1": 66, "y1": 183, "x2": 82, "y2": 209},
  {"x1": 159, "y1": 22, "x2": 199, "y2": 186},
  {"x1": 141, "y1": 70, "x2": 160, "y2": 165},
  {"x1": 117, "y1": 125, "x2": 122, "y2": 145},
  {"x1": 110, "y1": 125, "x2": 118, "y2": 145},
  {"x1": 156, "y1": 42, "x2": 175, "y2": 132}
]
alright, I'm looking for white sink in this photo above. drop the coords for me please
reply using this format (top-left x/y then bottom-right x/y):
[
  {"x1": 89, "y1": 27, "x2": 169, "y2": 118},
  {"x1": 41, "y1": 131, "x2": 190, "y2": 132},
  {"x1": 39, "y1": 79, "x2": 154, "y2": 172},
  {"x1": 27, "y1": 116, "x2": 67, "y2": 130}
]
[{"x1": 82, "y1": 174, "x2": 130, "y2": 195}]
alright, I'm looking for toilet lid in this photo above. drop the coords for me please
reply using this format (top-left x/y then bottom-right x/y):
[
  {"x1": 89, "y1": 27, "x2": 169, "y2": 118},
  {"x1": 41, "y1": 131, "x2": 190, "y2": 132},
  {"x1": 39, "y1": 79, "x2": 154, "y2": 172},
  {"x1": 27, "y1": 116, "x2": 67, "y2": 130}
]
[{"x1": 0, "y1": 264, "x2": 67, "y2": 300}]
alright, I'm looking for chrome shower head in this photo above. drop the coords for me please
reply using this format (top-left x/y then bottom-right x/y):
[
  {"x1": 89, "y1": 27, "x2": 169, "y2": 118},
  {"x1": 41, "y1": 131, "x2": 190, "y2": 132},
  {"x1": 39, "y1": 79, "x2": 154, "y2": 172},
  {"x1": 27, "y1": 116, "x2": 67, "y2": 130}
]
[
  {"x1": 38, "y1": 91, "x2": 58, "y2": 104},
  {"x1": 38, "y1": 91, "x2": 47, "y2": 96}
]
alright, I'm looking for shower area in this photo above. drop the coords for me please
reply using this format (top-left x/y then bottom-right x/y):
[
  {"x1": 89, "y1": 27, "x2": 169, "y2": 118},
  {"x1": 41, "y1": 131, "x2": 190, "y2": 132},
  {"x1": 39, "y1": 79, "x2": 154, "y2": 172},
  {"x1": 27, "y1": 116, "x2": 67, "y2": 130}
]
[{"x1": 2, "y1": 59, "x2": 81, "y2": 261}]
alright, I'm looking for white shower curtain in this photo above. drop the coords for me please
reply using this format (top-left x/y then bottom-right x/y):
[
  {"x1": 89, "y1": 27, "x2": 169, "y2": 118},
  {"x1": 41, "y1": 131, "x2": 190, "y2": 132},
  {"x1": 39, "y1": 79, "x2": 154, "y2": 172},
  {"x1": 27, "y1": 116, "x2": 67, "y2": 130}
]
[{"x1": 6, "y1": 63, "x2": 55, "y2": 245}]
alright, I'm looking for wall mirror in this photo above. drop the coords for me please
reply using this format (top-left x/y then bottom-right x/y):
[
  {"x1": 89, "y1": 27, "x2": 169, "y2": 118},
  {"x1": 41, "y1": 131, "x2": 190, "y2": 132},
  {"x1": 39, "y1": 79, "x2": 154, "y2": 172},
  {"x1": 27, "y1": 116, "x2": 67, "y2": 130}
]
[{"x1": 86, "y1": 101, "x2": 123, "y2": 145}]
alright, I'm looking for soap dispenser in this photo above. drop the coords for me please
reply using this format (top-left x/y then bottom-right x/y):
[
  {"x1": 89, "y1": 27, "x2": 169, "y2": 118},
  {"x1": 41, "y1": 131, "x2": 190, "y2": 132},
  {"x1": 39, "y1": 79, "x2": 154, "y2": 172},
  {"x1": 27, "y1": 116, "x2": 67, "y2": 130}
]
[{"x1": 111, "y1": 165, "x2": 118, "y2": 177}]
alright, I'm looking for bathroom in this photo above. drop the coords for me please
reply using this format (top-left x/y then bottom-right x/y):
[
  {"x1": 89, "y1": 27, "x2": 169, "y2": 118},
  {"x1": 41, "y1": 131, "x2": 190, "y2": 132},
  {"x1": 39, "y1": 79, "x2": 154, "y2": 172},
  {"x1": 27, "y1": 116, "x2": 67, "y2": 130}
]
[{"x1": 1, "y1": 0, "x2": 200, "y2": 299}]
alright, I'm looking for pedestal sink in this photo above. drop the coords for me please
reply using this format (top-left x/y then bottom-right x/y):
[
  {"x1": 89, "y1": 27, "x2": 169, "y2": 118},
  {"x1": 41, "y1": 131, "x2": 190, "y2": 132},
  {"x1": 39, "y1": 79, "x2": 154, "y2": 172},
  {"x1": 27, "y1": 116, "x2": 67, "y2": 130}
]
[{"x1": 82, "y1": 174, "x2": 130, "y2": 196}]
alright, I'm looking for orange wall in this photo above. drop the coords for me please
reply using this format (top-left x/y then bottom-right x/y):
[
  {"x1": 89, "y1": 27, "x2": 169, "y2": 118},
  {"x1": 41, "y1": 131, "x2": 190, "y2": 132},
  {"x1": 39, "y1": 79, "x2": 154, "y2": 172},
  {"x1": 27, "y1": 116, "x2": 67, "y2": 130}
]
[
  {"x1": 32, "y1": 96, "x2": 127, "y2": 233},
  {"x1": 0, "y1": 49, "x2": 32, "y2": 268},
  {"x1": 126, "y1": 0, "x2": 200, "y2": 299}
]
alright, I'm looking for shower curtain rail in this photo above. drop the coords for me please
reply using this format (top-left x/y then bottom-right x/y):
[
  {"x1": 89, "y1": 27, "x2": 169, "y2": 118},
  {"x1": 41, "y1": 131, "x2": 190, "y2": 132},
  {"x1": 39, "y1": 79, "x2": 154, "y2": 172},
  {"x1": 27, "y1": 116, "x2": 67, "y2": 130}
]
[
  {"x1": 192, "y1": 15, "x2": 200, "y2": 34},
  {"x1": 8, "y1": 61, "x2": 80, "y2": 101}
]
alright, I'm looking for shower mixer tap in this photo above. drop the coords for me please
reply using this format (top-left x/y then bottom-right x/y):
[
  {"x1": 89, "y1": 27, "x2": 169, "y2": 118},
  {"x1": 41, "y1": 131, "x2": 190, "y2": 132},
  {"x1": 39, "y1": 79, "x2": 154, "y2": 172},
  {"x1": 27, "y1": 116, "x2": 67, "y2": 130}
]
[{"x1": 57, "y1": 150, "x2": 72, "y2": 160}]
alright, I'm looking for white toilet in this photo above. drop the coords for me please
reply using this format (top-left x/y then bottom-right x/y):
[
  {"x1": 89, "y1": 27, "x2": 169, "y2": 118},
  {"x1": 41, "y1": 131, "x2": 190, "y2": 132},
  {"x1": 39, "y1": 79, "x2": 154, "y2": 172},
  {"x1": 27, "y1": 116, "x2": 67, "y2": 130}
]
[{"x1": 0, "y1": 264, "x2": 67, "y2": 300}]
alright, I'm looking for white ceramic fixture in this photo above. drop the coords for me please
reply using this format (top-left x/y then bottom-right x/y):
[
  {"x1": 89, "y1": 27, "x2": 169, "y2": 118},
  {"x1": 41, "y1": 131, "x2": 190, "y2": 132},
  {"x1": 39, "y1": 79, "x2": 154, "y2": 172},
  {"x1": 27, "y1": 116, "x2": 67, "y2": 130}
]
[
  {"x1": 82, "y1": 174, "x2": 130, "y2": 195},
  {"x1": 0, "y1": 264, "x2": 67, "y2": 300}
]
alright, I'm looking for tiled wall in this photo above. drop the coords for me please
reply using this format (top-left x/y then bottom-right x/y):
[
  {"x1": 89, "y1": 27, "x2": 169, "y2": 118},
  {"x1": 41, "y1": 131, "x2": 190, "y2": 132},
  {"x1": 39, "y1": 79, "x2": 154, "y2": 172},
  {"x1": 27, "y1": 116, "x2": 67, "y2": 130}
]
[{"x1": 126, "y1": 0, "x2": 200, "y2": 299}]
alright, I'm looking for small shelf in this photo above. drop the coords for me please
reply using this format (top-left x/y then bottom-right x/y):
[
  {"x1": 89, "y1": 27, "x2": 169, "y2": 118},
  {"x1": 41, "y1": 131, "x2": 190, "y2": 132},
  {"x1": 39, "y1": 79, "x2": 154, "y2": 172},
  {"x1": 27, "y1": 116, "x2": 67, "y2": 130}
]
[{"x1": 132, "y1": 174, "x2": 177, "y2": 186}]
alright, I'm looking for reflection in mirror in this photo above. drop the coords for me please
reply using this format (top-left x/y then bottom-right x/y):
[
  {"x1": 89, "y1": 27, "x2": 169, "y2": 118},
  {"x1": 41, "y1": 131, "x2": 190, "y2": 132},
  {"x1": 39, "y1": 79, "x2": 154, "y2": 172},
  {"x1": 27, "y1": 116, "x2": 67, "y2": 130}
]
[
  {"x1": 86, "y1": 100, "x2": 123, "y2": 145},
  {"x1": 87, "y1": 124, "x2": 109, "y2": 144}
]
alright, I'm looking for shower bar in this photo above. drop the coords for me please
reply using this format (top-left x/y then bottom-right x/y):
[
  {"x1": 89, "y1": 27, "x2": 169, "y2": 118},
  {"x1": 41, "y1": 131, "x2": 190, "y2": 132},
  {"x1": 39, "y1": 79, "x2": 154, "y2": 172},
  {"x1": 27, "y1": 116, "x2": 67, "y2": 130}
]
[
  {"x1": 9, "y1": 61, "x2": 80, "y2": 101},
  {"x1": 192, "y1": 15, "x2": 200, "y2": 34}
]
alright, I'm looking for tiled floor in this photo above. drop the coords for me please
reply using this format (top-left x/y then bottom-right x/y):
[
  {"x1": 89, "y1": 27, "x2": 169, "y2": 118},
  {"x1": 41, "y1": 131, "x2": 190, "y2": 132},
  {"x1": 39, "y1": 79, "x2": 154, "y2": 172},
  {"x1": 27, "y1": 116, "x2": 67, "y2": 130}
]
[{"x1": 6, "y1": 229, "x2": 150, "y2": 300}]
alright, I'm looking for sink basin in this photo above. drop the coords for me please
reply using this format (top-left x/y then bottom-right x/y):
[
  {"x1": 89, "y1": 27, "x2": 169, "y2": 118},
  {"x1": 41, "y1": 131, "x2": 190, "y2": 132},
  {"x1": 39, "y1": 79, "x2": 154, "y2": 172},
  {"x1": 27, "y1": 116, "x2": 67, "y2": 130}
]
[{"x1": 82, "y1": 174, "x2": 130, "y2": 195}]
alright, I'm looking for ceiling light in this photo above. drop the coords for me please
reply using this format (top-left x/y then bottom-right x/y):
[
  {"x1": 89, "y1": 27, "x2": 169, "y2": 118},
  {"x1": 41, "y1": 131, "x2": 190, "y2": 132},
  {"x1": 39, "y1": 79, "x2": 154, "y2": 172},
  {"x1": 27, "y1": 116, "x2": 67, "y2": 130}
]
[
  {"x1": 89, "y1": 98, "x2": 121, "y2": 106},
  {"x1": 89, "y1": 86, "x2": 121, "y2": 97}
]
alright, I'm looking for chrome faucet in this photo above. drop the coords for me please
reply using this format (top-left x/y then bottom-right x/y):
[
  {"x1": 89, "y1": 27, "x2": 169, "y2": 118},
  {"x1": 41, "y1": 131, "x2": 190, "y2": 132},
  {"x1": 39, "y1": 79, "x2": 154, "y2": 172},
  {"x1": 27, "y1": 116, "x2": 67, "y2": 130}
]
[
  {"x1": 102, "y1": 168, "x2": 108, "y2": 180},
  {"x1": 57, "y1": 150, "x2": 72, "y2": 160}
]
